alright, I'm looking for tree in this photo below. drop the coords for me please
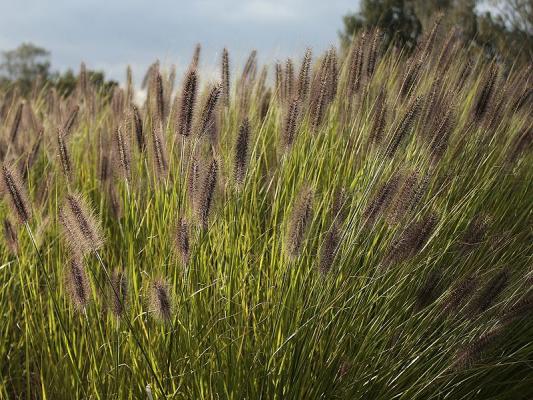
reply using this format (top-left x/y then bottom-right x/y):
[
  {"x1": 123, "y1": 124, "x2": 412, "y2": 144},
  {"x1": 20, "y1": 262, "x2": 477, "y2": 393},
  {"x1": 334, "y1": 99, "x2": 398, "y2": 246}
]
[
  {"x1": 0, "y1": 42, "x2": 118, "y2": 98},
  {"x1": 340, "y1": 0, "x2": 423, "y2": 50},
  {"x1": 0, "y1": 43, "x2": 51, "y2": 93},
  {"x1": 340, "y1": 0, "x2": 533, "y2": 65}
]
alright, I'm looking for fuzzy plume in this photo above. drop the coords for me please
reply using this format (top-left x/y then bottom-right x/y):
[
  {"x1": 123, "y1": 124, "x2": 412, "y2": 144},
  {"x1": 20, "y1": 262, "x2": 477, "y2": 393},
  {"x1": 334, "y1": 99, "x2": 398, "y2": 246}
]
[
  {"x1": 429, "y1": 107, "x2": 454, "y2": 163},
  {"x1": 59, "y1": 193, "x2": 103, "y2": 255},
  {"x1": 453, "y1": 326, "x2": 504, "y2": 369},
  {"x1": 363, "y1": 173, "x2": 401, "y2": 227},
  {"x1": 1, "y1": 164, "x2": 32, "y2": 223},
  {"x1": 178, "y1": 68, "x2": 198, "y2": 138},
  {"x1": 221, "y1": 48, "x2": 230, "y2": 107},
  {"x1": 385, "y1": 212, "x2": 438, "y2": 266},
  {"x1": 191, "y1": 44, "x2": 201, "y2": 69},
  {"x1": 109, "y1": 268, "x2": 128, "y2": 318},
  {"x1": 459, "y1": 214, "x2": 489, "y2": 252},
  {"x1": 9, "y1": 102, "x2": 23, "y2": 143},
  {"x1": 318, "y1": 224, "x2": 340, "y2": 274},
  {"x1": 284, "y1": 58, "x2": 295, "y2": 103},
  {"x1": 369, "y1": 86, "x2": 387, "y2": 144},
  {"x1": 499, "y1": 293, "x2": 533, "y2": 325},
  {"x1": 64, "y1": 256, "x2": 91, "y2": 311},
  {"x1": 286, "y1": 186, "x2": 314, "y2": 259},
  {"x1": 297, "y1": 49, "x2": 312, "y2": 101},
  {"x1": 275, "y1": 62, "x2": 283, "y2": 102},
  {"x1": 259, "y1": 89, "x2": 272, "y2": 122},
  {"x1": 472, "y1": 63, "x2": 498, "y2": 121},
  {"x1": 282, "y1": 97, "x2": 301, "y2": 150},
  {"x1": 57, "y1": 128, "x2": 72, "y2": 181},
  {"x1": 468, "y1": 270, "x2": 509, "y2": 315},
  {"x1": 399, "y1": 58, "x2": 422, "y2": 99},
  {"x1": 196, "y1": 158, "x2": 218, "y2": 230},
  {"x1": 442, "y1": 275, "x2": 479, "y2": 315},
  {"x1": 131, "y1": 104, "x2": 145, "y2": 152},
  {"x1": 113, "y1": 124, "x2": 131, "y2": 182},
  {"x1": 149, "y1": 278, "x2": 172, "y2": 321},
  {"x1": 174, "y1": 217, "x2": 191, "y2": 266},
  {"x1": 3, "y1": 218, "x2": 18, "y2": 254},
  {"x1": 154, "y1": 71, "x2": 165, "y2": 122},
  {"x1": 366, "y1": 29, "x2": 381, "y2": 80},
  {"x1": 198, "y1": 84, "x2": 221, "y2": 137},
  {"x1": 386, "y1": 171, "x2": 419, "y2": 224},
  {"x1": 347, "y1": 32, "x2": 365, "y2": 97},
  {"x1": 385, "y1": 96, "x2": 421, "y2": 157},
  {"x1": 234, "y1": 118, "x2": 251, "y2": 185},
  {"x1": 151, "y1": 124, "x2": 168, "y2": 179}
]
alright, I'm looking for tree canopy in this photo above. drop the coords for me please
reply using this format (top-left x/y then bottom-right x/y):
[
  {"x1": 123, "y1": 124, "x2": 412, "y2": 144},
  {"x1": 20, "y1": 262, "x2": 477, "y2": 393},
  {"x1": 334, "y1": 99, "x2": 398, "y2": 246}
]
[{"x1": 340, "y1": 0, "x2": 533, "y2": 65}]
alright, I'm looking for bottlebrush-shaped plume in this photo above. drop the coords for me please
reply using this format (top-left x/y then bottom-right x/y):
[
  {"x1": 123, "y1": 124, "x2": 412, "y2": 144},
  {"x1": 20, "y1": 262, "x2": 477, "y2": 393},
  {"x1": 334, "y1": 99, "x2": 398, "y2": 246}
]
[
  {"x1": 366, "y1": 29, "x2": 382, "y2": 80},
  {"x1": 284, "y1": 58, "x2": 295, "y2": 103},
  {"x1": 113, "y1": 123, "x2": 131, "y2": 182},
  {"x1": 177, "y1": 68, "x2": 198, "y2": 138},
  {"x1": 385, "y1": 96, "x2": 421, "y2": 157},
  {"x1": 297, "y1": 49, "x2": 312, "y2": 101},
  {"x1": 9, "y1": 102, "x2": 23, "y2": 142},
  {"x1": 198, "y1": 84, "x2": 221, "y2": 137},
  {"x1": 286, "y1": 186, "x2": 314, "y2": 259},
  {"x1": 281, "y1": 97, "x2": 301, "y2": 150},
  {"x1": 174, "y1": 217, "x2": 191, "y2": 266},
  {"x1": 468, "y1": 269, "x2": 509, "y2": 315},
  {"x1": 57, "y1": 128, "x2": 72, "y2": 181},
  {"x1": 1, "y1": 164, "x2": 32, "y2": 223},
  {"x1": 472, "y1": 63, "x2": 498, "y2": 121},
  {"x1": 109, "y1": 268, "x2": 128, "y2": 318},
  {"x1": 191, "y1": 43, "x2": 201, "y2": 69},
  {"x1": 459, "y1": 214, "x2": 489, "y2": 251},
  {"x1": 64, "y1": 256, "x2": 91, "y2": 312},
  {"x1": 385, "y1": 212, "x2": 438, "y2": 266},
  {"x1": 369, "y1": 86, "x2": 387, "y2": 144},
  {"x1": 318, "y1": 224, "x2": 340, "y2": 274},
  {"x1": 221, "y1": 48, "x2": 230, "y2": 107},
  {"x1": 386, "y1": 171, "x2": 419, "y2": 224},
  {"x1": 499, "y1": 293, "x2": 533, "y2": 325},
  {"x1": 59, "y1": 193, "x2": 103, "y2": 255},
  {"x1": 453, "y1": 325, "x2": 504, "y2": 369},
  {"x1": 151, "y1": 123, "x2": 169, "y2": 179},
  {"x1": 363, "y1": 172, "x2": 401, "y2": 227},
  {"x1": 149, "y1": 278, "x2": 172, "y2": 321},
  {"x1": 234, "y1": 118, "x2": 251, "y2": 185},
  {"x1": 131, "y1": 104, "x2": 145, "y2": 152},
  {"x1": 347, "y1": 32, "x2": 365, "y2": 97},
  {"x1": 442, "y1": 275, "x2": 479, "y2": 315}
]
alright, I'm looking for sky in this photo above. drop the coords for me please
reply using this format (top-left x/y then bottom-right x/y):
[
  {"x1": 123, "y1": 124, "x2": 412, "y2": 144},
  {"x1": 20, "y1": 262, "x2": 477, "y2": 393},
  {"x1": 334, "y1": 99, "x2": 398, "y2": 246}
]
[{"x1": 0, "y1": 0, "x2": 359, "y2": 84}]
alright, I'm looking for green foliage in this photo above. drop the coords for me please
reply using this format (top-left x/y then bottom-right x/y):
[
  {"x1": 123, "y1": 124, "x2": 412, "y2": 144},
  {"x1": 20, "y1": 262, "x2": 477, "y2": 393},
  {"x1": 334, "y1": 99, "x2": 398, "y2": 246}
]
[
  {"x1": 0, "y1": 43, "x2": 51, "y2": 94},
  {"x1": 0, "y1": 33, "x2": 531, "y2": 399},
  {"x1": 0, "y1": 42, "x2": 117, "y2": 97},
  {"x1": 340, "y1": 0, "x2": 533, "y2": 65}
]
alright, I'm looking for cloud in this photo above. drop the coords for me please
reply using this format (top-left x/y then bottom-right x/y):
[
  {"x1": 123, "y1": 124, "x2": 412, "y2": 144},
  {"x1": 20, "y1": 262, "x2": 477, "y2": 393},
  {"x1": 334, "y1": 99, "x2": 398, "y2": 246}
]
[{"x1": 0, "y1": 0, "x2": 359, "y2": 82}]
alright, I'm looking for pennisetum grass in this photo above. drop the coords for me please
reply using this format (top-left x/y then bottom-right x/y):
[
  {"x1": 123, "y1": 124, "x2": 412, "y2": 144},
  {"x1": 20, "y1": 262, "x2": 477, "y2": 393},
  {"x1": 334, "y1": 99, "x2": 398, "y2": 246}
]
[{"x1": 1, "y1": 30, "x2": 531, "y2": 399}]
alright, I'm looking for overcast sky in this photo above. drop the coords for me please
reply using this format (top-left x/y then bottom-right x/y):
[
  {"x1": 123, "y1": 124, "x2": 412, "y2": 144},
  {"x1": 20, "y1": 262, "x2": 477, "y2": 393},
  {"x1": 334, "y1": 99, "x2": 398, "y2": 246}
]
[{"x1": 0, "y1": 0, "x2": 359, "y2": 84}]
